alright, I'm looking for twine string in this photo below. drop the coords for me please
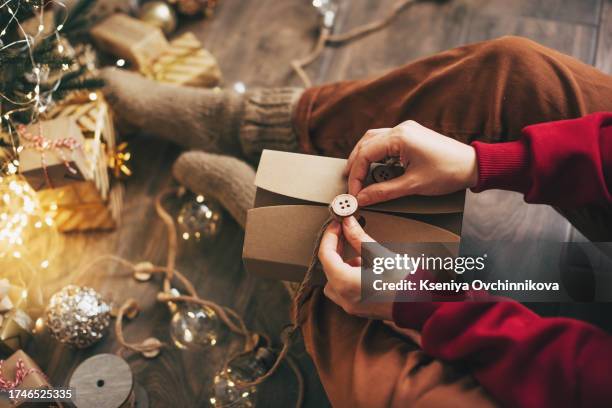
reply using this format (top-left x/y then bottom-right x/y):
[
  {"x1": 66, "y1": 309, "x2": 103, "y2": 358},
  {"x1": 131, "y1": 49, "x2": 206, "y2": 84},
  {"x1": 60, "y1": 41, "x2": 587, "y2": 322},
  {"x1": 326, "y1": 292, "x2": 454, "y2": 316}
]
[
  {"x1": 0, "y1": 358, "x2": 47, "y2": 391},
  {"x1": 292, "y1": 0, "x2": 419, "y2": 87},
  {"x1": 17, "y1": 123, "x2": 81, "y2": 189},
  {"x1": 78, "y1": 187, "x2": 335, "y2": 408}
]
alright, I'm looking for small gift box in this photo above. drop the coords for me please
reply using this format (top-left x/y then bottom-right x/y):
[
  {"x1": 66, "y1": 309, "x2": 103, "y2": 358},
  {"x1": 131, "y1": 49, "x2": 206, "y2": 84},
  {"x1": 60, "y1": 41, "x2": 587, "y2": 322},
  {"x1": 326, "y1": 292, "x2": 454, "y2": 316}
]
[
  {"x1": 90, "y1": 13, "x2": 170, "y2": 69},
  {"x1": 0, "y1": 280, "x2": 32, "y2": 355},
  {"x1": 141, "y1": 32, "x2": 222, "y2": 88},
  {"x1": 243, "y1": 150, "x2": 465, "y2": 281},
  {"x1": 46, "y1": 92, "x2": 116, "y2": 152},
  {"x1": 0, "y1": 350, "x2": 52, "y2": 408},
  {"x1": 18, "y1": 117, "x2": 94, "y2": 191},
  {"x1": 18, "y1": 116, "x2": 122, "y2": 232}
]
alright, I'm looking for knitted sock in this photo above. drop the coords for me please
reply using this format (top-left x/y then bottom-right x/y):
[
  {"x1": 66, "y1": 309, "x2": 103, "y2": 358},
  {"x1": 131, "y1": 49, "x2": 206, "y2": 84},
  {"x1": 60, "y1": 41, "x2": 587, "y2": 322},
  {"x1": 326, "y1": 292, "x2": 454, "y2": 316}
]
[
  {"x1": 172, "y1": 151, "x2": 255, "y2": 228},
  {"x1": 102, "y1": 68, "x2": 303, "y2": 160}
]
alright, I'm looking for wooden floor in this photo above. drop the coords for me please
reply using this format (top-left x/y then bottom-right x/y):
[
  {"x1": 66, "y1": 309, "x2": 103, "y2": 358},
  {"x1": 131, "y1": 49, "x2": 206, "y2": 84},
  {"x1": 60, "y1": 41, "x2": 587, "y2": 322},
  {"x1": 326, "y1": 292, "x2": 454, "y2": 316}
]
[{"x1": 23, "y1": 1, "x2": 612, "y2": 407}]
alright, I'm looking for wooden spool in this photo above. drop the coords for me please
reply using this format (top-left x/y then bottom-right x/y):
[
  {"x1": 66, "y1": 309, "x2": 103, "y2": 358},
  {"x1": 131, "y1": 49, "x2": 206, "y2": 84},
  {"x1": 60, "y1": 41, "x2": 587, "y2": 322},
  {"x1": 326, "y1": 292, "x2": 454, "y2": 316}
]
[{"x1": 69, "y1": 353, "x2": 140, "y2": 408}]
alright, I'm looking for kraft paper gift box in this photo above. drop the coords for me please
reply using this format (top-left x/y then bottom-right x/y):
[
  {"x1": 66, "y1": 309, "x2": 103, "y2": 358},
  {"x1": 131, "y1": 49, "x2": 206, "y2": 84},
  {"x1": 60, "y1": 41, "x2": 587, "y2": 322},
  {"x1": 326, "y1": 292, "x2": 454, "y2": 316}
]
[
  {"x1": 243, "y1": 150, "x2": 465, "y2": 282},
  {"x1": 46, "y1": 91, "x2": 116, "y2": 152},
  {"x1": 0, "y1": 350, "x2": 54, "y2": 408},
  {"x1": 90, "y1": 13, "x2": 170, "y2": 69},
  {"x1": 18, "y1": 117, "x2": 122, "y2": 232},
  {"x1": 141, "y1": 32, "x2": 222, "y2": 88},
  {"x1": 19, "y1": 117, "x2": 94, "y2": 191}
]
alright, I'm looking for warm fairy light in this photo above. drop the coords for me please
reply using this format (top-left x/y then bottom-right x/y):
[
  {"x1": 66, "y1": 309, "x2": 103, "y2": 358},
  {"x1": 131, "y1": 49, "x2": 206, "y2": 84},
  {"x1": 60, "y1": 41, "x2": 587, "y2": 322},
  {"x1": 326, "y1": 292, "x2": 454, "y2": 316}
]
[
  {"x1": 0, "y1": 176, "x2": 60, "y2": 282},
  {"x1": 88, "y1": 92, "x2": 98, "y2": 101},
  {"x1": 182, "y1": 232, "x2": 190, "y2": 240},
  {"x1": 233, "y1": 82, "x2": 246, "y2": 94},
  {"x1": 196, "y1": 194, "x2": 204, "y2": 203}
]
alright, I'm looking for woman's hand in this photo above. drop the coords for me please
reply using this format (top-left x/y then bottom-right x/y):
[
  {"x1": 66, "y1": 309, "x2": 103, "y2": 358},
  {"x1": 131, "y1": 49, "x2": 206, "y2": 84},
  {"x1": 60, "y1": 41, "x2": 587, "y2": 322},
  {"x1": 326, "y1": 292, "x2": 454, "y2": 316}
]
[
  {"x1": 318, "y1": 216, "x2": 393, "y2": 320},
  {"x1": 344, "y1": 120, "x2": 479, "y2": 206}
]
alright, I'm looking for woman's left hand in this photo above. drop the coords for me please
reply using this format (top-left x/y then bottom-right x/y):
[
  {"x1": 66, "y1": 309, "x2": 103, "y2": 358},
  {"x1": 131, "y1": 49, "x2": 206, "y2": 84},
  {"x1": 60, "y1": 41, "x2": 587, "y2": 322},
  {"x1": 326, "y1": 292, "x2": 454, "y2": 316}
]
[{"x1": 318, "y1": 216, "x2": 394, "y2": 321}]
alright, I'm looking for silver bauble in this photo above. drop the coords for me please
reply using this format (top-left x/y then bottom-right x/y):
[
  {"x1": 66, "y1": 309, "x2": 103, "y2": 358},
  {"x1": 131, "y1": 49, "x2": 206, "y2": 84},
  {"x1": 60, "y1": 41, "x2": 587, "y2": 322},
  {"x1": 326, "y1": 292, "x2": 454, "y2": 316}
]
[
  {"x1": 45, "y1": 285, "x2": 111, "y2": 348},
  {"x1": 138, "y1": 1, "x2": 178, "y2": 35}
]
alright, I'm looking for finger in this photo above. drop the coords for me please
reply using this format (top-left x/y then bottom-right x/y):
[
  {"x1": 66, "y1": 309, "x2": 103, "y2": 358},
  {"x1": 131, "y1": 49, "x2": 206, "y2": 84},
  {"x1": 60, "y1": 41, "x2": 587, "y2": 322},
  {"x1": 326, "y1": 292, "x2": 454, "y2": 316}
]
[
  {"x1": 344, "y1": 128, "x2": 390, "y2": 176},
  {"x1": 318, "y1": 221, "x2": 354, "y2": 283},
  {"x1": 342, "y1": 216, "x2": 375, "y2": 255},
  {"x1": 346, "y1": 256, "x2": 362, "y2": 267},
  {"x1": 323, "y1": 284, "x2": 346, "y2": 309},
  {"x1": 356, "y1": 173, "x2": 416, "y2": 206},
  {"x1": 348, "y1": 135, "x2": 401, "y2": 196}
]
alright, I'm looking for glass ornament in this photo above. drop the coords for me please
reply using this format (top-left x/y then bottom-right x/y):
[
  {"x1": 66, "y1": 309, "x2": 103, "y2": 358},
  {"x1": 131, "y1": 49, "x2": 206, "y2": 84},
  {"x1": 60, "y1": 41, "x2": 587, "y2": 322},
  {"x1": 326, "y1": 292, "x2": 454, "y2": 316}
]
[
  {"x1": 176, "y1": 194, "x2": 223, "y2": 243},
  {"x1": 170, "y1": 303, "x2": 220, "y2": 350},
  {"x1": 209, "y1": 347, "x2": 275, "y2": 407}
]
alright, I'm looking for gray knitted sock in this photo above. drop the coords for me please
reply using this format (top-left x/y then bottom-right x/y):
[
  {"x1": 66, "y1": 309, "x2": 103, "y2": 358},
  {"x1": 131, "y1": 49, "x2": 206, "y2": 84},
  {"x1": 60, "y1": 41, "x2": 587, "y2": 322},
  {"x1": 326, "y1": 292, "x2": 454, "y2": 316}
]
[
  {"x1": 172, "y1": 151, "x2": 255, "y2": 228},
  {"x1": 240, "y1": 87, "x2": 303, "y2": 162},
  {"x1": 102, "y1": 68, "x2": 303, "y2": 160}
]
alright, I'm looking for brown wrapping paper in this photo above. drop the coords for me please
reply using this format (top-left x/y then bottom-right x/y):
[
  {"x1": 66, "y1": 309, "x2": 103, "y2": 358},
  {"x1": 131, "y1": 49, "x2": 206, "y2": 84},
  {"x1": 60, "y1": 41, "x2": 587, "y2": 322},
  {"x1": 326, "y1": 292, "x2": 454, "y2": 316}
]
[
  {"x1": 243, "y1": 150, "x2": 465, "y2": 281},
  {"x1": 46, "y1": 92, "x2": 116, "y2": 151},
  {"x1": 142, "y1": 32, "x2": 222, "y2": 87},
  {"x1": 90, "y1": 13, "x2": 169, "y2": 69},
  {"x1": 18, "y1": 117, "x2": 93, "y2": 191},
  {"x1": 0, "y1": 350, "x2": 51, "y2": 408}
]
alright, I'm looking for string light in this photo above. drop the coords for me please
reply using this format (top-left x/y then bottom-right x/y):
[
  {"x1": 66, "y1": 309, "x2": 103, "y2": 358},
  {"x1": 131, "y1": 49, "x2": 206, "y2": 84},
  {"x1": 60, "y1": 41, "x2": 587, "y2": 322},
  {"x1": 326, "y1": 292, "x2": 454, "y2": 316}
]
[{"x1": 0, "y1": 176, "x2": 60, "y2": 283}]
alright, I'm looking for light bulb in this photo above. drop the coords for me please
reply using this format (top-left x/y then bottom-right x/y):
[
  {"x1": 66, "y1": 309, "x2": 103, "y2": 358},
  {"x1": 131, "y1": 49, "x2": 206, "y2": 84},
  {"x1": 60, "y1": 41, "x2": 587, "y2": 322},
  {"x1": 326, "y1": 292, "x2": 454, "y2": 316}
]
[{"x1": 170, "y1": 304, "x2": 220, "y2": 350}]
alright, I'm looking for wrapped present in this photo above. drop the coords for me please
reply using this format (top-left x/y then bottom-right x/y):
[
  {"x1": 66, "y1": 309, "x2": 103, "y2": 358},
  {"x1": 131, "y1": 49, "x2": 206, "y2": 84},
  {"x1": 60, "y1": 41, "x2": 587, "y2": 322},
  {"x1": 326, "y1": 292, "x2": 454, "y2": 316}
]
[
  {"x1": 37, "y1": 181, "x2": 123, "y2": 232},
  {"x1": 142, "y1": 32, "x2": 222, "y2": 87},
  {"x1": 18, "y1": 117, "x2": 94, "y2": 191},
  {"x1": 0, "y1": 350, "x2": 53, "y2": 408},
  {"x1": 0, "y1": 280, "x2": 32, "y2": 355},
  {"x1": 18, "y1": 116, "x2": 122, "y2": 232},
  {"x1": 46, "y1": 92, "x2": 116, "y2": 152},
  {"x1": 90, "y1": 13, "x2": 169, "y2": 69}
]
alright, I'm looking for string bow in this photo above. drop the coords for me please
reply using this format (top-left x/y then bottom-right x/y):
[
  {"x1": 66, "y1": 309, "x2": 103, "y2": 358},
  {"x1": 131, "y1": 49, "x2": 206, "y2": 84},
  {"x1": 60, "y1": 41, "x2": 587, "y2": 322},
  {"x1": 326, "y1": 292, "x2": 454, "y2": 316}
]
[
  {"x1": 0, "y1": 358, "x2": 45, "y2": 391},
  {"x1": 17, "y1": 123, "x2": 81, "y2": 189}
]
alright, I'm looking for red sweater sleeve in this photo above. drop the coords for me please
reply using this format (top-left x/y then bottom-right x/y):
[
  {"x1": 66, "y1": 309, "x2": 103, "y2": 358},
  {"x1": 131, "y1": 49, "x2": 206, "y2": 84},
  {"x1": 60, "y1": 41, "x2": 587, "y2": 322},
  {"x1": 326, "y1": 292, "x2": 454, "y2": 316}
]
[
  {"x1": 392, "y1": 301, "x2": 612, "y2": 408},
  {"x1": 471, "y1": 112, "x2": 612, "y2": 207}
]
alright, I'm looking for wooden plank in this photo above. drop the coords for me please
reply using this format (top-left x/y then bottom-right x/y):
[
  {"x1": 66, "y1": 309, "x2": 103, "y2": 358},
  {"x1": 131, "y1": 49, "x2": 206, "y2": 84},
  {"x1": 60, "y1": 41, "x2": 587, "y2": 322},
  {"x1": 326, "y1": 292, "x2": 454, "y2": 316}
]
[
  {"x1": 316, "y1": 0, "x2": 473, "y2": 82},
  {"x1": 464, "y1": 13, "x2": 598, "y2": 64},
  {"x1": 467, "y1": 0, "x2": 602, "y2": 26},
  {"x1": 595, "y1": 0, "x2": 612, "y2": 73}
]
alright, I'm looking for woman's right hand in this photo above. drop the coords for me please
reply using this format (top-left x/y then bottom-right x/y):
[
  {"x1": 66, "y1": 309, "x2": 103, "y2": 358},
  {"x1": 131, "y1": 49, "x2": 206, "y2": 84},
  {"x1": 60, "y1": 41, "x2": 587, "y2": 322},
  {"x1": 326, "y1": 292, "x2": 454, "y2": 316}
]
[{"x1": 344, "y1": 120, "x2": 479, "y2": 206}]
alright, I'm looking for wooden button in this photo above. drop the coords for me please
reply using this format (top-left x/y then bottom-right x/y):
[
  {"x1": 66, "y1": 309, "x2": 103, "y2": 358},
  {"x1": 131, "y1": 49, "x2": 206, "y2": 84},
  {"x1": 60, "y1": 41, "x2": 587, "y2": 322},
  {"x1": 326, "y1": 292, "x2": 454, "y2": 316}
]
[
  {"x1": 330, "y1": 194, "x2": 358, "y2": 218},
  {"x1": 372, "y1": 164, "x2": 403, "y2": 183}
]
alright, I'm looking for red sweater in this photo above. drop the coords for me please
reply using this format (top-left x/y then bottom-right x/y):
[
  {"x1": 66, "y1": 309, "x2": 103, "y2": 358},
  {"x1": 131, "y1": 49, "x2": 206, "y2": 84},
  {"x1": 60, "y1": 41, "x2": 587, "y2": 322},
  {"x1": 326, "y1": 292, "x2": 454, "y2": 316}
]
[{"x1": 392, "y1": 113, "x2": 612, "y2": 408}]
